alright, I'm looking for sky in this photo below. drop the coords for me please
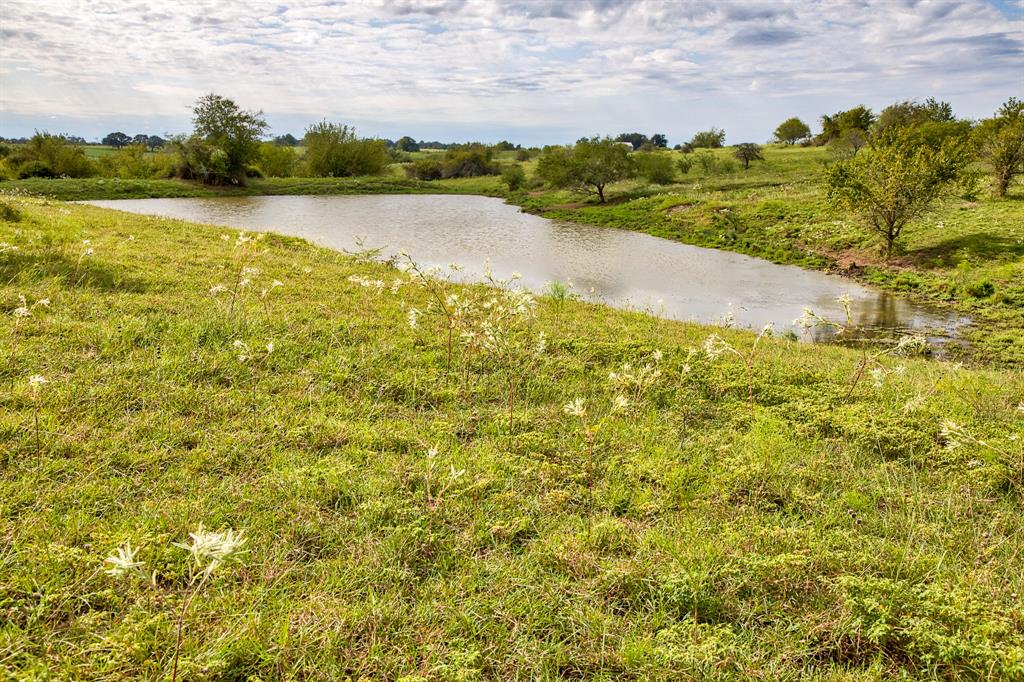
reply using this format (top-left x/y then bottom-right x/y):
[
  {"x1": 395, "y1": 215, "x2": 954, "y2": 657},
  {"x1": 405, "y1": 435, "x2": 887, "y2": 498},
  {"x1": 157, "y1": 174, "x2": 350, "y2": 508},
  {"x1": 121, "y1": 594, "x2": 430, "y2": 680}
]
[{"x1": 1, "y1": 0, "x2": 1022, "y2": 146}]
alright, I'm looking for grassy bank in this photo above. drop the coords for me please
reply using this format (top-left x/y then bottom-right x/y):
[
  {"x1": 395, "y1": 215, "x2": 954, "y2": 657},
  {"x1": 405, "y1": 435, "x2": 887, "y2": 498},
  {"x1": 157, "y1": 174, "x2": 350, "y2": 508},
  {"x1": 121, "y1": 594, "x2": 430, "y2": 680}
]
[
  {"x1": 1, "y1": 198, "x2": 1023, "y2": 679},
  {"x1": 2, "y1": 145, "x2": 1022, "y2": 366}
]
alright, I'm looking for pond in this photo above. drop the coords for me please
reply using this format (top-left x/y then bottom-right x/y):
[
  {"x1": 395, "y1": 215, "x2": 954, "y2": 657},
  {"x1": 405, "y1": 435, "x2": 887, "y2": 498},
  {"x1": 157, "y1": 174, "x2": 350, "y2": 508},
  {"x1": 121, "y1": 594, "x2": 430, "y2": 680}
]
[{"x1": 88, "y1": 194, "x2": 968, "y2": 344}]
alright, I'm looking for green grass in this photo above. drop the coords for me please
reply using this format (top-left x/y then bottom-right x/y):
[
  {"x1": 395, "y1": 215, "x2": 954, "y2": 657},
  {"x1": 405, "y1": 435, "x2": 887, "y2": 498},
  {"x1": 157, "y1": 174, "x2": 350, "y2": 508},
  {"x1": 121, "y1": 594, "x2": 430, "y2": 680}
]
[{"x1": 1, "y1": 197, "x2": 1023, "y2": 679}]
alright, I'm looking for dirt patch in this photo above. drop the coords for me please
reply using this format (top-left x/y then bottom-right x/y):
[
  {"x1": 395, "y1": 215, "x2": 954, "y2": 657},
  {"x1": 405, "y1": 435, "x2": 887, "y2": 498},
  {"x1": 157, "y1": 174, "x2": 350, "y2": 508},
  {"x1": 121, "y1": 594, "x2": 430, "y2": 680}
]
[{"x1": 666, "y1": 203, "x2": 697, "y2": 215}]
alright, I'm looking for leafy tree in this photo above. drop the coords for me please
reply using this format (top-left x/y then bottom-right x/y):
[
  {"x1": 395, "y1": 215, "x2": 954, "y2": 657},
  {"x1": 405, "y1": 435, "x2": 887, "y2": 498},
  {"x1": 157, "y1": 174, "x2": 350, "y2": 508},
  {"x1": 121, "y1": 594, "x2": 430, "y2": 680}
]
[
  {"x1": 733, "y1": 143, "x2": 764, "y2": 169},
  {"x1": 773, "y1": 117, "x2": 811, "y2": 144},
  {"x1": 501, "y1": 164, "x2": 526, "y2": 191},
  {"x1": 536, "y1": 137, "x2": 634, "y2": 202},
  {"x1": 493, "y1": 140, "x2": 516, "y2": 151},
  {"x1": 303, "y1": 121, "x2": 389, "y2": 177},
  {"x1": 818, "y1": 106, "x2": 874, "y2": 144},
  {"x1": 102, "y1": 132, "x2": 131, "y2": 149},
  {"x1": 972, "y1": 97, "x2": 1024, "y2": 197},
  {"x1": 635, "y1": 152, "x2": 675, "y2": 184},
  {"x1": 187, "y1": 93, "x2": 267, "y2": 184},
  {"x1": 147, "y1": 135, "x2": 166, "y2": 151},
  {"x1": 689, "y1": 128, "x2": 726, "y2": 148},
  {"x1": 132, "y1": 134, "x2": 150, "y2": 148},
  {"x1": 272, "y1": 133, "x2": 299, "y2": 147},
  {"x1": 873, "y1": 98, "x2": 969, "y2": 149},
  {"x1": 650, "y1": 133, "x2": 668, "y2": 148},
  {"x1": 824, "y1": 132, "x2": 966, "y2": 257},
  {"x1": 615, "y1": 132, "x2": 650, "y2": 150},
  {"x1": 395, "y1": 136, "x2": 420, "y2": 152}
]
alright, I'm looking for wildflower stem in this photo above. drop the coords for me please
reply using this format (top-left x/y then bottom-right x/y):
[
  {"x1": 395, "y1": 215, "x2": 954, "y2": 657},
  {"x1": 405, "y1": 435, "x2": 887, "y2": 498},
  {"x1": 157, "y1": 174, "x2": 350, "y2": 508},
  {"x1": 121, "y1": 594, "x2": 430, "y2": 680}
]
[{"x1": 171, "y1": 569, "x2": 210, "y2": 682}]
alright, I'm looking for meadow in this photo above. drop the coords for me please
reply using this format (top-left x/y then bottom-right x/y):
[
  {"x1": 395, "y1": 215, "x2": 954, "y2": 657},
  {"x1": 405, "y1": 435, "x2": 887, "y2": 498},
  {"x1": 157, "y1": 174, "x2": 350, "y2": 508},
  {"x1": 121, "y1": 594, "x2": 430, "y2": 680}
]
[
  {"x1": 5, "y1": 144, "x2": 1022, "y2": 364},
  {"x1": 1, "y1": 196, "x2": 1023, "y2": 679}
]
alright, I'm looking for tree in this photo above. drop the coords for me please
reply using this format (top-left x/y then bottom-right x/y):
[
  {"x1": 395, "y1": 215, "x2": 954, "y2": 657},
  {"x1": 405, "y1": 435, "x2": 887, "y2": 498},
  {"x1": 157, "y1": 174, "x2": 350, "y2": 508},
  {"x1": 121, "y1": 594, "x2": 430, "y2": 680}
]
[
  {"x1": 303, "y1": 121, "x2": 389, "y2": 177},
  {"x1": 973, "y1": 97, "x2": 1024, "y2": 197},
  {"x1": 733, "y1": 143, "x2": 764, "y2": 169},
  {"x1": 258, "y1": 142, "x2": 297, "y2": 177},
  {"x1": 536, "y1": 137, "x2": 634, "y2": 202},
  {"x1": 395, "y1": 136, "x2": 420, "y2": 152},
  {"x1": 615, "y1": 132, "x2": 650, "y2": 150},
  {"x1": 147, "y1": 135, "x2": 166, "y2": 151},
  {"x1": 773, "y1": 117, "x2": 811, "y2": 144},
  {"x1": 132, "y1": 134, "x2": 149, "y2": 148},
  {"x1": 102, "y1": 132, "x2": 131, "y2": 149},
  {"x1": 272, "y1": 133, "x2": 299, "y2": 147},
  {"x1": 818, "y1": 106, "x2": 874, "y2": 144},
  {"x1": 650, "y1": 133, "x2": 668, "y2": 148},
  {"x1": 189, "y1": 93, "x2": 267, "y2": 183},
  {"x1": 690, "y1": 128, "x2": 726, "y2": 148},
  {"x1": 8, "y1": 132, "x2": 96, "y2": 178},
  {"x1": 824, "y1": 132, "x2": 966, "y2": 257},
  {"x1": 873, "y1": 98, "x2": 969, "y2": 149}
]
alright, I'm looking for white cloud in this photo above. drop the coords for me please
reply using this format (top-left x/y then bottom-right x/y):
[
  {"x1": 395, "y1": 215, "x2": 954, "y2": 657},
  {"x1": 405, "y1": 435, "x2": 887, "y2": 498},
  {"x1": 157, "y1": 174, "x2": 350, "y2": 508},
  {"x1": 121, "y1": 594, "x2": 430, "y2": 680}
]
[{"x1": 0, "y1": 0, "x2": 1020, "y2": 143}]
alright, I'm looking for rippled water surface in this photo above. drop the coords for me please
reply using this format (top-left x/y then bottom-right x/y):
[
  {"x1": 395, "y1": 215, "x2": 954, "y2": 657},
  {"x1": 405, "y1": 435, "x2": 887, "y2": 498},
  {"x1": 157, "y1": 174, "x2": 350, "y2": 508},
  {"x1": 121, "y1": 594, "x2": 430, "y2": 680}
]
[{"x1": 89, "y1": 194, "x2": 968, "y2": 342}]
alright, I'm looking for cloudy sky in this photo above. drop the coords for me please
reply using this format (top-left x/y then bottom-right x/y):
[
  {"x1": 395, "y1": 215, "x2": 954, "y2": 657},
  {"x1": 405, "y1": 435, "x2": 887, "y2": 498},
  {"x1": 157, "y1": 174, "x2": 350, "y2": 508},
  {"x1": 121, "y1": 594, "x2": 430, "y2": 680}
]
[{"x1": 1, "y1": 0, "x2": 1021, "y2": 145}]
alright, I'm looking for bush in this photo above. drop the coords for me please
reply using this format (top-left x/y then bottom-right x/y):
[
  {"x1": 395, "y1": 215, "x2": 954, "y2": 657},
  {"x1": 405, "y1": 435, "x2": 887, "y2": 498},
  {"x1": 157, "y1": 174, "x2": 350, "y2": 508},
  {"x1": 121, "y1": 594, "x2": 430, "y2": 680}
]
[
  {"x1": 501, "y1": 164, "x2": 527, "y2": 191},
  {"x1": 182, "y1": 94, "x2": 268, "y2": 185},
  {"x1": 98, "y1": 145, "x2": 175, "y2": 179},
  {"x1": 635, "y1": 153, "x2": 676, "y2": 185},
  {"x1": 515, "y1": 149, "x2": 531, "y2": 162},
  {"x1": 405, "y1": 159, "x2": 443, "y2": 181},
  {"x1": 257, "y1": 142, "x2": 297, "y2": 178},
  {"x1": 0, "y1": 200, "x2": 22, "y2": 222},
  {"x1": 693, "y1": 151, "x2": 736, "y2": 176},
  {"x1": 440, "y1": 145, "x2": 499, "y2": 178},
  {"x1": 302, "y1": 122, "x2": 389, "y2": 177},
  {"x1": 676, "y1": 156, "x2": 693, "y2": 174},
  {"x1": 8, "y1": 133, "x2": 96, "y2": 178},
  {"x1": 966, "y1": 279, "x2": 995, "y2": 298}
]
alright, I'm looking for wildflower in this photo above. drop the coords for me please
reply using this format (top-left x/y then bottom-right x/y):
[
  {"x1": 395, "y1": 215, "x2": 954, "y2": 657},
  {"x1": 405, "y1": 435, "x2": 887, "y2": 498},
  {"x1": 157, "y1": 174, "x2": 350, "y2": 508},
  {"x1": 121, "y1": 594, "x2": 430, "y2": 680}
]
[
  {"x1": 651, "y1": 349, "x2": 663, "y2": 362},
  {"x1": 265, "y1": 341, "x2": 274, "y2": 354},
  {"x1": 427, "y1": 446, "x2": 438, "y2": 460},
  {"x1": 174, "y1": 525, "x2": 247, "y2": 572},
  {"x1": 535, "y1": 331, "x2": 547, "y2": 355},
  {"x1": 870, "y1": 367, "x2": 885, "y2": 388},
  {"x1": 563, "y1": 397, "x2": 586, "y2": 418},
  {"x1": 241, "y1": 266, "x2": 261, "y2": 278},
  {"x1": 407, "y1": 308, "x2": 420, "y2": 329},
  {"x1": 34, "y1": 298, "x2": 50, "y2": 308},
  {"x1": 220, "y1": 234, "x2": 230, "y2": 241},
  {"x1": 83, "y1": 248, "x2": 94, "y2": 257},
  {"x1": 104, "y1": 542, "x2": 146, "y2": 578},
  {"x1": 82, "y1": 239, "x2": 91, "y2": 246},
  {"x1": 703, "y1": 334, "x2": 731, "y2": 360},
  {"x1": 28, "y1": 375, "x2": 48, "y2": 391},
  {"x1": 612, "y1": 394, "x2": 629, "y2": 412},
  {"x1": 13, "y1": 306, "x2": 30, "y2": 318},
  {"x1": 510, "y1": 271, "x2": 522, "y2": 280},
  {"x1": 939, "y1": 420, "x2": 961, "y2": 450},
  {"x1": 209, "y1": 284, "x2": 228, "y2": 295}
]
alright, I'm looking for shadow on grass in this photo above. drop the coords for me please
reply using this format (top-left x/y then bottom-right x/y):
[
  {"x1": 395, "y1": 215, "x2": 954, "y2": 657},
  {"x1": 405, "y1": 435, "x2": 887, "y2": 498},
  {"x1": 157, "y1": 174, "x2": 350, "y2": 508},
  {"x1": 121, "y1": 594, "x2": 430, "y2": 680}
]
[
  {"x1": 906, "y1": 232, "x2": 1024, "y2": 268},
  {"x1": 0, "y1": 251, "x2": 149, "y2": 293}
]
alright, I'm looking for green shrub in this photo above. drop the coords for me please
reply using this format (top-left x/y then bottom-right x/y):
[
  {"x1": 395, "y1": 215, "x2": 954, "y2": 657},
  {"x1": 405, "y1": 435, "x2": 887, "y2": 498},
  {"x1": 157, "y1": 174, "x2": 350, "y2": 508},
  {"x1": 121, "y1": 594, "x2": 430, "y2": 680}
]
[
  {"x1": 8, "y1": 133, "x2": 96, "y2": 178},
  {"x1": 0, "y1": 200, "x2": 22, "y2": 222},
  {"x1": 500, "y1": 164, "x2": 527, "y2": 191},
  {"x1": 676, "y1": 156, "x2": 693, "y2": 174},
  {"x1": 257, "y1": 142, "x2": 297, "y2": 178},
  {"x1": 405, "y1": 159, "x2": 443, "y2": 181},
  {"x1": 966, "y1": 279, "x2": 996, "y2": 298},
  {"x1": 302, "y1": 122, "x2": 389, "y2": 177},
  {"x1": 98, "y1": 145, "x2": 174, "y2": 179},
  {"x1": 635, "y1": 152, "x2": 676, "y2": 185},
  {"x1": 440, "y1": 145, "x2": 499, "y2": 178}
]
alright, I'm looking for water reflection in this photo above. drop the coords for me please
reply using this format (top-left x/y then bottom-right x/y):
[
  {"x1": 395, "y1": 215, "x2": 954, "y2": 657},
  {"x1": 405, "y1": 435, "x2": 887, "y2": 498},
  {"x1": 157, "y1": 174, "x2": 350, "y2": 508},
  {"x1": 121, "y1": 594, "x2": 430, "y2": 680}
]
[{"x1": 87, "y1": 194, "x2": 969, "y2": 345}]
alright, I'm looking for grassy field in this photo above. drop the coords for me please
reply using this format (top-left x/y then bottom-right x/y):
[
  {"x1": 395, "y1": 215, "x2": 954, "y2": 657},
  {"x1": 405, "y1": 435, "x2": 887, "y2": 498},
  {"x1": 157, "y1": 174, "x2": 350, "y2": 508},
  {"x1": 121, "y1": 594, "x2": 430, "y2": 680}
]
[
  {"x1": 2, "y1": 145, "x2": 1022, "y2": 365},
  {"x1": 1, "y1": 197, "x2": 1023, "y2": 679}
]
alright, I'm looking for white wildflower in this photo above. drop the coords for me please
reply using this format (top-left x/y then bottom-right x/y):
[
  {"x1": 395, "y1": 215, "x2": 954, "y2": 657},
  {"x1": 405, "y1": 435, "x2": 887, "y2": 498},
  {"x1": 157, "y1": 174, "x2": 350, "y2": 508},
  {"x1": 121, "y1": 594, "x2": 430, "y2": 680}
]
[
  {"x1": 612, "y1": 394, "x2": 629, "y2": 412},
  {"x1": 535, "y1": 331, "x2": 547, "y2": 355},
  {"x1": 174, "y1": 525, "x2": 247, "y2": 572},
  {"x1": 209, "y1": 284, "x2": 228, "y2": 295},
  {"x1": 563, "y1": 397, "x2": 586, "y2": 418},
  {"x1": 104, "y1": 542, "x2": 146, "y2": 578},
  {"x1": 407, "y1": 308, "x2": 420, "y2": 329}
]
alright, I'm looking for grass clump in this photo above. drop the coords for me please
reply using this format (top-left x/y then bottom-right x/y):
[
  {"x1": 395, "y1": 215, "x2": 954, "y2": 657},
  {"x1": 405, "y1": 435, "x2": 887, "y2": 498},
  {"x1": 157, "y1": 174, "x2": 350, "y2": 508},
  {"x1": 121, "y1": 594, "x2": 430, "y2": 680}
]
[{"x1": 1, "y1": 198, "x2": 1022, "y2": 678}]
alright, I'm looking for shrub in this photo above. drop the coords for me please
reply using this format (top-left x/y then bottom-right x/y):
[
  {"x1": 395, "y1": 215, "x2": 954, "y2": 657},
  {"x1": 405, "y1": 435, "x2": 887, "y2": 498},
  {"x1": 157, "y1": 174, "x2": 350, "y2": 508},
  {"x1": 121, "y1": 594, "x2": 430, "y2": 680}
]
[
  {"x1": 733, "y1": 143, "x2": 764, "y2": 170},
  {"x1": 635, "y1": 152, "x2": 676, "y2": 185},
  {"x1": 515, "y1": 149, "x2": 531, "y2": 162},
  {"x1": 676, "y1": 156, "x2": 693, "y2": 174},
  {"x1": 536, "y1": 137, "x2": 634, "y2": 202},
  {"x1": 440, "y1": 145, "x2": 499, "y2": 178},
  {"x1": 257, "y1": 142, "x2": 297, "y2": 178},
  {"x1": 302, "y1": 121, "x2": 389, "y2": 177},
  {"x1": 966, "y1": 279, "x2": 995, "y2": 298},
  {"x1": 98, "y1": 144, "x2": 175, "y2": 179},
  {"x1": 8, "y1": 133, "x2": 96, "y2": 178},
  {"x1": 181, "y1": 94, "x2": 267, "y2": 185},
  {"x1": 501, "y1": 164, "x2": 527, "y2": 191},
  {"x1": 405, "y1": 159, "x2": 444, "y2": 181}
]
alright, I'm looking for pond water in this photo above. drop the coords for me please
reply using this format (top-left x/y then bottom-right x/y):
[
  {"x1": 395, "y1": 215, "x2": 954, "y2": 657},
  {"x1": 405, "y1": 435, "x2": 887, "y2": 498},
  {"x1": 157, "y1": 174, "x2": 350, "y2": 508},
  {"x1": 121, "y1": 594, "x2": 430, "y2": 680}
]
[{"x1": 88, "y1": 194, "x2": 968, "y2": 343}]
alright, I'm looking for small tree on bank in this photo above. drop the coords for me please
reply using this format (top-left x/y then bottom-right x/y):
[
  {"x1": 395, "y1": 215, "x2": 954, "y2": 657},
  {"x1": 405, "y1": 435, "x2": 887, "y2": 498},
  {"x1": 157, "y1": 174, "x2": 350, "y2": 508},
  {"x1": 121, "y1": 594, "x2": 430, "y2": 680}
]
[
  {"x1": 974, "y1": 97, "x2": 1024, "y2": 198},
  {"x1": 173, "y1": 94, "x2": 267, "y2": 185},
  {"x1": 773, "y1": 118, "x2": 811, "y2": 144},
  {"x1": 689, "y1": 128, "x2": 726, "y2": 149},
  {"x1": 302, "y1": 122, "x2": 389, "y2": 177},
  {"x1": 536, "y1": 137, "x2": 634, "y2": 202},
  {"x1": 733, "y1": 143, "x2": 764, "y2": 169},
  {"x1": 824, "y1": 133, "x2": 966, "y2": 258}
]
